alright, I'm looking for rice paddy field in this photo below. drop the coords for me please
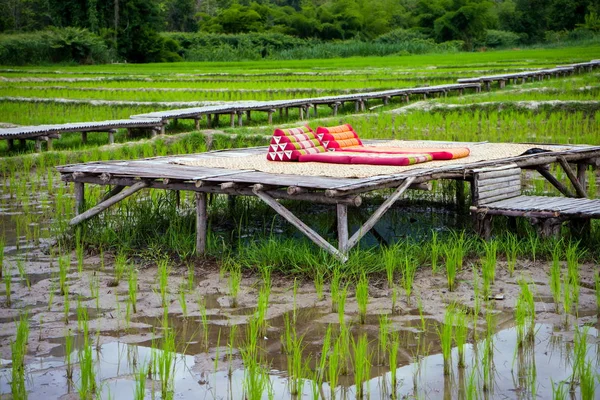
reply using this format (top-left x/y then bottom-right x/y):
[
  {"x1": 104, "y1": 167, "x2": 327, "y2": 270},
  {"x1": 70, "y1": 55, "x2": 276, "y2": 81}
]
[{"x1": 1, "y1": 44, "x2": 600, "y2": 399}]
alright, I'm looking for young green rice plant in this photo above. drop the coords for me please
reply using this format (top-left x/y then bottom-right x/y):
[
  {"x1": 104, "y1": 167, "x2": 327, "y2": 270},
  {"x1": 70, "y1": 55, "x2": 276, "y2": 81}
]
[
  {"x1": 114, "y1": 252, "x2": 128, "y2": 285},
  {"x1": 314, "y1": 264, "x2": 325, "y2": 301},
  {"x1": 391, "y1": 285, "x2": 398, "y2": 315},
  {"x1": 337, "y1": 322, "x2": 351, "y2": 376},
  {"x1": 58, "y1": 254, "x2": 70, "y2": 296},
  {"x1": 197, "y1": 296, "x2": 209, "y2": 349},
  {"x1": 128, "y1": 267, "x2": 138, "y2": 314},
  {"x1": 351, "y1": 333, "x2": 372, "y2": 399},
  {"x1": 401, "y1": 254, "x2": 417, "y2": 306},
  {"x1": 330, "y1": 264, "x2": 341, "y2": 313},
  {"x1": 242, "y1": 317, "x2": 270, "y2": 400},
  {"x1": 378, "y1": 314, "x2": 390, "y2": 365},
  {"x1": 228, "y1": 260, "x2": 242, "y2": 308},
  {"x1": 388, "y1": 332, "x2": 400, "y2": 399},
  {"x1": 430, "y1": 230, "x2": 440, "y2": 274},
  {"x1": 317, "y1": 324, "x2": 332, "y2": 384},
  {"x1": 437, "y1": 308, "x2": 453, "y2": 376},
  {"x1": 482, "y1": 240, "x2": 498, "y2": 297},
  {"x1": 444, "y1": 245, "x2": 459, "y2": 292},
  {"x1": 186, "y1": 262, "x2": 194, "y2": 292},
  {"x1": 551, "y1": 379, "x2": 568, "y2": 400},
  {"x1": 134, "y1": 363, "x2": 148, "y2": 400},
  {"x1": 89, "y1": 275, "x2": 100, "y2": 311},
  {"x1": 504, "y1": 232, "x2": 519, "y2": 277},
  {"x1": 78, "y1": 309, "x2": 96, "y2": 400},
  {"x1": 329, "y1": 334, "x2": 340, "y2": 400},
  {"x1": 227, "y1": 323, "x2": 237, "y2": 377},
  {"x1": 3, "y1": 262, "x2": 11, "y2": 306},
  {"x1": 16, "y1": 259, "x2": 30, "y2": 290},
  {"x1": 515, "y1": 279, "x2": 536, "y2": 346},
  {"x1": 528, "y1": 235, "x2": 539, "y2": 264},
  {"x1": 571, "y1": 326, "x2": 589, "y2": 389},
  {"x1": 454, "y1": 309, "x2": 468, "y2": 369},
  {"x1": 11, "y1": 313, "x2": 29, "y2": 399},
  {"x1": 566, "y1": 242, "x2": 583, "y2": 314},
  {"x1": 579, "y1": 359, "x2": 597, "y2": 400},
  {"x1": 63, "y1": 286, "x2": 70, "y2": 325},
  {"x1": 355, "y1": 273, "x2": 369, "y2": 324},
  {"x1": 65, "y1": 328, "x2": 74, "y2": 381},
  {"x1": 178, "y1": 286, "x2": 188, "y2": 318},
  {"x1": 550, "y1": 243, "x2": 562, "y2": 314},
  {"x1": 157, "y1": 258, "x2": 170, "y2": 308},
  {"x1": 337, "y1": 284, "x2": 348, "y2": 326},
  {"x1": 157, "y1": 326, "x2": 176, "y2": 400},
  {"x1": 76, "y1": 227, "x2": 84, "y2": 274},
  {"x1": 286, "y1": 328, "x2": 306, "y2": 396}
]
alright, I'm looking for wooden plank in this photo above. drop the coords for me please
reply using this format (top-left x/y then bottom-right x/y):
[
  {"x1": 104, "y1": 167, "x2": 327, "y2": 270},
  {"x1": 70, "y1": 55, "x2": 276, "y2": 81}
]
[
  {"x1": 477, "y1": 178, "x2": 521, "y2": 193},
  {"x1": 69, "y1": 181, "x2": 148, "y2": 226},
  {"x1": 196, "y1": 192, "x2": 207, "y2": 256},
  {"x1": 346, "y1": 177, "x2": 416, "y2": 251},
  {"x1": 253, "y1": 189, "x2": 347, "y2": 262},
  {"x1": 478, "y1": 190, "x2": 522, "y2": 205},
  {"x1": 478, "y1": 186, "x2": 521, "y2": 202},
  {"x1": 576, "y1": 163, "x2": 587, "y2": 197}
]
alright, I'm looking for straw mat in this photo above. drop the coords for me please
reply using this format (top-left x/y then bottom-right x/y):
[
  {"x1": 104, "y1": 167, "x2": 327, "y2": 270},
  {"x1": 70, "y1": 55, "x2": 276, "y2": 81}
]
[{"x1": 173, "y1": 141, "x2": 571, "y2": 179}]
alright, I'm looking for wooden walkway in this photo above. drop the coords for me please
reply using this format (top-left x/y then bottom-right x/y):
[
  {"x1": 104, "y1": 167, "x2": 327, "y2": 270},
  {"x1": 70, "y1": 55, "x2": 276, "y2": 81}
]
[
  {"x1": 56, "y1": 141, "x2": 600, "y2": 261},
  {"x1": 0, "y1": 118, "x2": 164, "y2": 151}
]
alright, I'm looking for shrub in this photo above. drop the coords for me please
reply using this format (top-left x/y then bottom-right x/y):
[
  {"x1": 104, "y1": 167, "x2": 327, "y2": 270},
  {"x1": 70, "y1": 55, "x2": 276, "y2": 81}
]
[{"x1": 482, "y1": 30, "x2": 521, "y2": 48}]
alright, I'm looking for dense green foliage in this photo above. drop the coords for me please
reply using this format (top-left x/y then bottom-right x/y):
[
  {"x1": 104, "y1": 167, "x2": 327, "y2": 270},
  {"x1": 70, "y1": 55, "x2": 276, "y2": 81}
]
[{"x1": 0, "y1": 0, "x2": 599, "y2": 64}]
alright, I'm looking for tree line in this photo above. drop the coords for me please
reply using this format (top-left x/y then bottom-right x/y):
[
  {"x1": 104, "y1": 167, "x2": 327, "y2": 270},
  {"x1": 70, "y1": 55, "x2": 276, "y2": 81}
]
[{"x1": 0, "y1": 0, "x2": 599, "y2": 63}]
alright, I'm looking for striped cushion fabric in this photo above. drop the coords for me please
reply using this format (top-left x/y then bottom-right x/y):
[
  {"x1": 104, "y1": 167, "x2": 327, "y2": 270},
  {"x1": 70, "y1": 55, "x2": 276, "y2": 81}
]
[
  {"x1": 299, "y1": 151, "x2": 433, "y2": 166},
  {"x1": 267, "y1": 125, "x2": 326, "y2": 161},
  {"x1": 316, "y1": 124, "x2": 362, "y2": 150},
  {"x1": 342, "y1": 145, "x2": 471, "y2": 160}
]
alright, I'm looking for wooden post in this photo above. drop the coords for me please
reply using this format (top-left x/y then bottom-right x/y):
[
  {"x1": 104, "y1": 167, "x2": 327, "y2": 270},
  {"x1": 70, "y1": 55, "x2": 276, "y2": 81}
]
[
  {"x1": 360, "y1": 100, "x2": 365, "y2": 112},
  {"x1": 81, "y1": 132, "x2": 88, "y2": 144},
  {"x1": 355, "y1": 101, "x2": 360, "y2": 112},
  {"x1": 47, "y1": 138, "x2": 53, "y2": 150},
  {"x1": 485, "y1": 81, "x2": 491, "y2": 91},
  {"x1": 268, "y1": 109, "x2": 274, "y2": 124},
  {"x1": 195, "y1": 192, "x2": 207, "y2": 256},
  {"x1": 423, "y1": 93, "x2": 427, "y2": 100},
  {"x1": 108, "y1": 129, "x2": 115, "y2": 144},
  {"x1": 333, "y1": 102, "x2": 340, "y2": 116},
  {"x1": 213, "y1": 114, "x2": 219, "y2": 125},
  {"x1": 246, "y1": 110, "x2": 251, "y2": 121},
  {"x1": 74, "y1": 182, "x2": 85, "y2": 215},
  {"x1": 475, "y1": 212, "x2": 492, "y2": 240},
  {"x1": 337, "y1": 204, "x2": 348, "y2": 254},
  {"x1": 576, "y1": 163, "x2": 587, "y2": 196},
  {"x1": 230, "y1": 113, "x2": 235, "y2": 128},
  {"x1": 279, "y1": 108, "x2": 283, "y2": 120},
  {"x1": 34, "y1": 139, "x2": 42, "y2": 152},
  {"x1": 458, "y1": 88, "x2": 463, "y2": 96},
  {"x1": 126, "y1": 128, "x2": 132, "y2": 138},
  {"x1": 237, "y1": 111, "x2": 243, "y2": 127},
  {"x1": 383, "y1": 96, "x2": 389, "y2": 105},
  {"x1": 160, "y1": 124, "x2": 166, "y2": 135},
  {"x1": 70, "y1": 181, "x2": 148, "y2": 226},
  {"x1": 151, "y1": 129, "x2": 157, "y2": 138},
  {"x1": 499, "y1": 79, "x2": 506, "y2": 89},
  {"x1": 19, "y1": 139, "x2": 26, "y2": 148},
  {"x1": 285, "y1": 107, "x2": 289, "y2": 119},
  {"x1": 313, "y1": 104, "x2": 318, "y2": 117},
  {"x1": 194, "y1": 118, "x2": 200, "y2": 130},
  {"x1": 455, "y1": 180, "x2": 466, "y2": 212},
  {"x1": 299, "y1": 106, "x2": 304, "y2": 120},
  {"x1": 206, "y1": 114, "x2": 212, "y2": 128},
  {"x1": 7, "y1": 139, "x2": 14, "y2": 151}
]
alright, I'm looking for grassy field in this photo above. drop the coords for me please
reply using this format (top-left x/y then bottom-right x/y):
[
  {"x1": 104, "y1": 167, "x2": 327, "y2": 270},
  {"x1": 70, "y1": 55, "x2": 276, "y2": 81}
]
[{"x1": 1, "y1": 44, "x2": 600, "y2": 400}]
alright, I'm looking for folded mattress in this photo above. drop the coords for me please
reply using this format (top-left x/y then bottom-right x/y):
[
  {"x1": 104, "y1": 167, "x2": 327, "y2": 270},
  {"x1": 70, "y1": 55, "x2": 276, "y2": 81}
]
[{"x1": 298, "y1": 151, "x2": 433, "y2": 166}]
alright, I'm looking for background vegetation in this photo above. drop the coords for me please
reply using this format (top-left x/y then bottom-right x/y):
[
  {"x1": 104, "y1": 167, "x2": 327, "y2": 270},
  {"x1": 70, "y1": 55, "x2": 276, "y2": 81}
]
[{"x1": 1, "y1": 0, "x2": 599, "y2": 64}]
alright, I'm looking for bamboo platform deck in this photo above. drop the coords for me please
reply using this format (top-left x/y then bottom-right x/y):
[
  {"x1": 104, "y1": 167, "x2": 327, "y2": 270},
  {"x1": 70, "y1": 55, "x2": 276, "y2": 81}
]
[
  {"x1": 56, "y1": 140, "x2": 600, "y2": 261},
  {"x1": 0, "y1": 118, "x2": 164, "y2": 151}
]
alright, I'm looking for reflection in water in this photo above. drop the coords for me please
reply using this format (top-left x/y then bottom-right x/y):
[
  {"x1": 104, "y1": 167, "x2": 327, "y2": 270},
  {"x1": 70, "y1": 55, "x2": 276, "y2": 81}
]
[{"x1": 0, "y1": 323, "x2": 597, "y2": 399}]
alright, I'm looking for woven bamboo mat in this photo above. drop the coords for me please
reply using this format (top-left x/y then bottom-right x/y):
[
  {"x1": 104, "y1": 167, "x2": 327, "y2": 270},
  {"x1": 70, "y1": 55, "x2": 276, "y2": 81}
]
[{"x1": 173, "y1": 141, "x2": 571, "y2": 179}]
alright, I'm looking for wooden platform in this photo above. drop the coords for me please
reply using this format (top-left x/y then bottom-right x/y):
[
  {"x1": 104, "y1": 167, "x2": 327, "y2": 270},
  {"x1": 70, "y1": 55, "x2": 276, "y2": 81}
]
[
  {"x1": 56, "y1": 141, "x2": 600, "y2": 261},
  {"x1": 0, "y1": 118, "x2": 164, "y2": 151}
]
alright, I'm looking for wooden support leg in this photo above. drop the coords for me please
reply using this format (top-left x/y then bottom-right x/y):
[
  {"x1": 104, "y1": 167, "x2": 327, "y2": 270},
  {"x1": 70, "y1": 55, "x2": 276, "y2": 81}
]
[
  {"x1": 237, "y1": 112, "x2": 243, "y2": 127},
  {"x1": 475, "y1": 212, "x2": 492, "y2": 240},
  {"x1": 355, "y1": 101, "x2": 360, "y2": 112},
  {"x1": 7, "y1": 139, "x2": 14, "y2": 151},
  {"x1": 160, "y1": 125, "x2": 166, "y2": 135},
  {"x1": 485, "y1": 81, "x2": 491, "y2": 91},
  {"x1": 268, "y1": 110, "x2": 274, "y2": 124},
  {"x1": 499, "y1": 80, "x2": 506, "y2": 89},
  {"x1": 19, "y1": 139, "x2": 26, "y2": 148},
  {"x1": 360, "y1": 100, "x2": 365, "y2": 112},
  {"x1": 230, "y1": 113, "x2": 235, "y2": 128},
  {"x1": 570, "y1": 218, "x2": 591, "y2": 242},
  {"x1": 47, "y1": 138, "x2": 53, "y2": 150},
  {"x1": 108, "y1": 130, "x2": 115, "y2": 144},
  {"x1": 558, "y1": 156, "x2": 587, "y2": 198},
  {"x1": 405, "y1": 95, "x2": 410, "y2": 102},
  {"x1": 423, "y1": 93, "x2": 427, "y2": 100},
  {"x1": 536, "y1": 166, "x2": 575, "y2": 197},
  {"x1": 455, "y1": 180, "x2": 466, "y2": 212},
  {"x1": 383, "y1": 96, "x2": 389, "y2": 105},
  {"x1": 285, "y1": 107, "x2": 289, "y2": 119},
  {"x1": 337, "y1": 204, "x2": 349, "y2": 254},
  {"x1": 206, "y1": 114, "x2": 212, "y2": 128},
  {"x1": 34, "y1": 139, "x2": 42, "y2": 152},
  {"x1": 101, "y1": 185, "x2": 125, "y2": 202},
  {"x1": 74, "y1": 182, "x2": 85, "y2": 215},
  {"x1": 346, "y1": 177, "x2": 416, "y2": 252},
  {"x1": 576, "y1": 163, "x2": 587, "y2": 195},
  {"x1": 532, "y1": 217, "x2": 563, "y2": 238},
  {"x1": 299, "y1": 107, "x2": 304, "y2": 120},
  {"x1": 253, "y1": 189, "x2": 347, "y2": 262},
  {"x1": 151, "y1": 129, "x2": 158, "y2": 138},
  {"x1": 458, "y1": 89, "x2": 463, "y2": 96},
  {"x1": 313, "y1": 104, "x2": 318, "y2": 117},
  {"x1": 279, "y1": 108, "x2": 283, "y2": 120},
  {"x1": 81, "y1": 132, "x2": 88, "y2": 144},
  {"x1": 175, "y1": 190, "x2": 181, "y2": 208},
  {"x1": 70, "y1": 181, "x2": 148, "y2": 226},
  {"x1": 246, "y1": 110, "x2": 251, "y2": 121},
  {"x1": 195, "y1": 192, "x2": 207, "y2": 256},
  {"x1": 194, "y1": 118, "x2": 200, "y2": 130}
]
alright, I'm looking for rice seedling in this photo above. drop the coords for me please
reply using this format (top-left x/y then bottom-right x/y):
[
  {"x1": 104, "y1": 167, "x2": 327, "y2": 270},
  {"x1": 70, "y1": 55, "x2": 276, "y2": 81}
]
[
  {"x1": 454, "y1": 309, "x2": 468, "y2": 368},
  {"x1": 330, "y1": 264, "x2": 341, "y2": 313},
  {"x1": 89, "y1": 275, "x2": 100, "y2": 311},
  {"x1": 444, "y1": 245, "x2": 459, "y2": 292},
  {"x1": 242, "y1": 317, "x2": 270, "y2": 400},
  {"x1": 227, "y1": 323, "x2": 237, "y2": 377},
  {"x1": 504, "y1": 232, "x2": 519, "y2": 277},
  {"x1": 438, "y1": 308, "x2": 453, "y2": 376},
  {"x1": 286, "y1": 327, "x2": 306, "y2": 396},
  {"x1": 356, "y1": 274, "x2": 369, "y2": 324},
  {"x1": 113, "y1": 252, "x2": 128, "y2": 285},
  {"x1": 388, "y1": 332, "x2": 400, "y2": 399},
  {"x1": 571, "y1": 326, "x2": 589, "y2": 389},
  {"x1": 186, "y1": 262, "x2": 194, "y2": 292},
  {"x1": 134, "y1": 363, "x2": 148, "y2": 400},
  {"x1": 11, "y1": 313, "x2": 29, "y2": 399},
  {"x1": 317, "y1": 324, "x2": 332, "y2": 384},
  {"x1": 566, "y1": 242, "x2": 583, "y2": 314},
  {"x1": 178, "y1": 286, "x2": 188, "y2": 318},
  {"x1": 75, "y1": 227, "x2": 84, "y2": 274},
  {"x1": 515, "y1": 279, "x2": 536, "y2": 346},
  {"x1": 228, "y1": 260, "x2": 242, "y2": 308},
  {"x1": 157, "y1": 258, "x2": 170, "y2": 308},
  {"x1": 337, "y1": 284, "x2": 348, "y2": 326},
  {"x1": 481, "y1": 240, "x2": 498, "y2": 297},
  {"x1": 197, "y1": 295, "x2": 209, "y2": 349},
  {"x1": 78, "y1": 308, "x2": 96, "y2": 400},
  {"x1": 528, "y1": 235, "x2": 539, "y2": 264},
  {"x1": 550, "y1": 242, "x2": 562, "y2": 314},
  {"x1": 337, "y1": 322, "x2": 351, "y2": 376},
  {"x1": 391, "y1": 285, "x2": 398, "y2": 315},
  {"x1": 65, "y1": 328, "x2": 74, "y2": 381},
  {"x1": 378, "y1": 314, "x2": 390, "y2": 365},
  {"x1": 401, "y1": 254, "x2": 417, "y2": 305},
  {"x1": 157, "y1": 326, "x2": 176, "y2": 400},
  {"x1": 352, "y1": 333, "x2": 372, "y2": 399},
  {"x1": 63, "y1": 287, "x2": 70, "y2": 325},
  {"x1": 16, "y1": 259, "x2": 30, "y2": 290},
  {"x1": 430, "y1": 230, "x2": 440, "y2": 273},
  {"x1": 329, "y1": 334, "x2": 340, "y2": 400},
  {"x1": 128, "y1": 267, "x2": 138, "y2": 314},
  {"x1": 58, "y1": 254, "x2": 69, "y2": 296},
  {"x1": 579, "y1": 359, "x2": 597, "y2": 400},
  {"x1": 314, "y1": 264, "x2": 325, "y2": 301},
  {"x1": 3, "y1": 262, "x2": 11, "y2": 306},
  {"x1": 551, "y1": 379, "x2": 568, "y2": 400}
]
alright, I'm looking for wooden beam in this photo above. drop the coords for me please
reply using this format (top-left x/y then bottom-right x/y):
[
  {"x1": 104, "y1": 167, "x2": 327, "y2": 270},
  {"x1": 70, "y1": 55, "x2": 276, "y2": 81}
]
[
  {"x1": 195, "y1": 192, "x2": 207, "y2": 256},
  {"x1": 535, "y1": 166, "x2": 575, "y2": 198},
  {"x1": 253, "y1": 188, "x2": 347, "y2": 262},
  {"x1": 69, "y1": 181, "x2": 148, "y2": 226},
  {"x1": 337, "y1": 204, "x2": 349, "y2": 253},
  {"x1": 346, "y1": 177, "x2": 416, "y2": 252},
  {"x1": 101, "y1": 185, "x2": 125, "y2": 202},
  {"x1": 558, "y1": 156, "x2": 587, "y2": 198},
  {"x1": 576, "y1": 163, "x2": 587, "y2": 197}
]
